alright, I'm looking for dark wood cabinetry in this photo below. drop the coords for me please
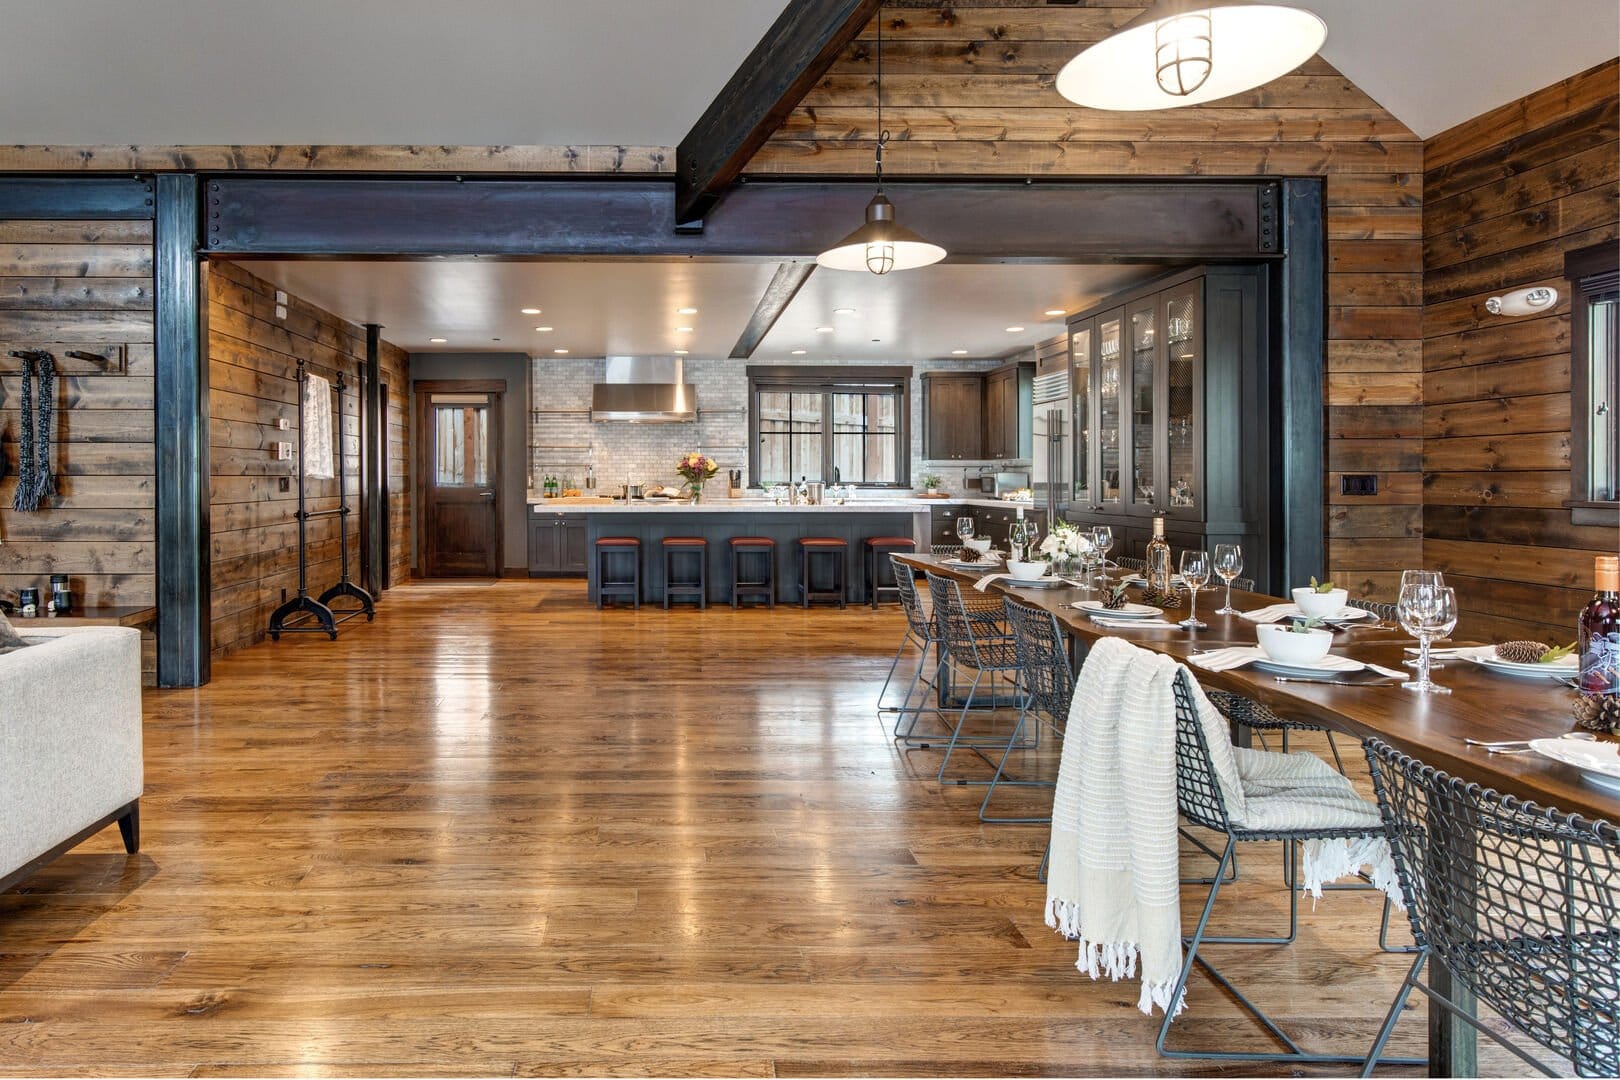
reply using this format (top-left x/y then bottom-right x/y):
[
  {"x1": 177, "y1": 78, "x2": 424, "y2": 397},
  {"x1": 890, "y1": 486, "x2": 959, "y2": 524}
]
[
  {"x1": 528, "y1": 511, "x2": 588, "y2": 576},
  {"x1": 1065, "y1": 266, "x2": 1272, "y2": 590},
  {"x1": 922, "y1": 372, "x2": 983, "y2": 461},
  {"x1": 982, "y1": 361, "x2": 1035, "y2": 461}
]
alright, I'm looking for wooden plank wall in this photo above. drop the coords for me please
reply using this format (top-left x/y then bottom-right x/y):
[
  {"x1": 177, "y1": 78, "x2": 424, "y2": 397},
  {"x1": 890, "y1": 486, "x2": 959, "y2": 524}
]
[
  {"x1": 1421, "y1": 59, "x2": 1620, "y2": 644},
  {"x1": 209, "y1": 261, "x2": 410, "y2": 656},
  {"x1": 745, "y1": 0, "x2": 1426, "y2": 601}
]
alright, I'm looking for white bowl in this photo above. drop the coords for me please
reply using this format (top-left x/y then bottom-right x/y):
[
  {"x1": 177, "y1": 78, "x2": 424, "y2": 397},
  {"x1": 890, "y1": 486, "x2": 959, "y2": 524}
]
[
  {"x1": 1005, "y1": 560, "x2": 1050, "y2": 581},
  {"x1": 1257, "y1": 623, "x2": 1334, "y2": 665},
  {"x1": 963, "y1": 538, "x2": 992, "y2": 554},
  {"x1": 1292, "y1": 586, "x2": 1349, "y2": 619}
]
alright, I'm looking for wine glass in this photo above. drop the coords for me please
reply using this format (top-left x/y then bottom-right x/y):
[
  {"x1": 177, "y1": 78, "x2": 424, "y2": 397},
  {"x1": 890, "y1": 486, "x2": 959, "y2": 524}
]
[
  {"x1": 1400, "y1": 570, "x2": 1445, "y2": 666},
  {"x1": 1178, "y1": 549, "x2": 1211, "y2": 630},
  {"x1": 1090, "y1": 525, "x2": 1114, "y2": 587},
  {"x1": 955, "y1": 516, "x2": 975, "y2": 554},
  {"x1": 1399, "y1": 584, "x2": 1457, "y2": 694},
  {"x1": 1213, "y1": 543, "x2": 1243, "y2": 615},
  {"x1": 1009, "y1": 520, "x2": 1039, "y2": 563}
]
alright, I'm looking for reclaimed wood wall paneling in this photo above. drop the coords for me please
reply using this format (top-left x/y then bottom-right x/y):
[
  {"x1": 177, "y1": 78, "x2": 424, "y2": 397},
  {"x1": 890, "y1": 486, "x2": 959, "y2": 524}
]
[{"x1": 1421, "y1": 59, "x2": 1620, "y2": 644}]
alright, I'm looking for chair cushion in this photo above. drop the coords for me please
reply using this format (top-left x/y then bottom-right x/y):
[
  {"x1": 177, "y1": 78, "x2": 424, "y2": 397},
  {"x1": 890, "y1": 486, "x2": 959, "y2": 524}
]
[
  {"x1": 728, "y1": 536, "x2": 775, "y2": 547},
  {"x1": 799, "y1": 537, "x2": 848, "y2": 548},
  {"x1": 863, "y1": 536, "x2": 917, "y2": 549},
  {"x1": 595, "y1": 537, "x2": 640, "y2": 547},
  {"x1": 661, "y1": 537, "x2": 707, "y2": 547}
]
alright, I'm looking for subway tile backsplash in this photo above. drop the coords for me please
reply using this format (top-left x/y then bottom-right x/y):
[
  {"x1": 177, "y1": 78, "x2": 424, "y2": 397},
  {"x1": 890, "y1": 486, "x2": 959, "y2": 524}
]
[{"x1": 528, "y1": 355, "x2": 1028, "y2": 493}]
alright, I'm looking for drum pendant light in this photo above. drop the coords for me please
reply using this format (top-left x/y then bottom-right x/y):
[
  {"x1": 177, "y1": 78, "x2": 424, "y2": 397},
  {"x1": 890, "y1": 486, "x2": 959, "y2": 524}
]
[
  {"x1": 1056, "y1": 0, "x2": 1327, "y2": 111},
  {"x1": 816, "y1": 15, "x2": 945, "y2": 274}
]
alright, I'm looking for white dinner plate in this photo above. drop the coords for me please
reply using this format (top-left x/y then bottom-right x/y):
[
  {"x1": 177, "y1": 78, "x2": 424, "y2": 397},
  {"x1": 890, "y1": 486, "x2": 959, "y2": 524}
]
[
  {"x1": 1074, "y1": 600, "x2": 1165, "y2": 620},
  {"x1": 1002, "y1": 576, "x2": 1069, "y2": 590},
  {"x1": 1251, "y1": 655, "x2": 1369, "y2": 679},
  {"x1": 1121, "y1": 574, "x2": 1188, "y2": 588},
  {"x1": 944, "y1": 558, "x2": 1001, "y2": 572},
  {"x1": 1529, "y1": 737, "x2": 1620, "y2": 794},
  {"x1": 1446, "y1": 646, "x2": 1580, "y2": 680}
]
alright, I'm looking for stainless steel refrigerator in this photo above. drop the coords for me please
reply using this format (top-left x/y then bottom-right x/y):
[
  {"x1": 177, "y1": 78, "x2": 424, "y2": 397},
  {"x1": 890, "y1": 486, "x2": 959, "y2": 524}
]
[{"x1": 1031, "y1": 355, "x2": 1070, "y2": 535}]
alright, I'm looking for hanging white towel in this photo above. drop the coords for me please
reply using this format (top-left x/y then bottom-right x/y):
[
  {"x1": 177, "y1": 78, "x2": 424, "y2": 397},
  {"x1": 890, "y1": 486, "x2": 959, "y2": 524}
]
[{"x1": 302, "y1": 372, "x2": 335, "y2": 480}]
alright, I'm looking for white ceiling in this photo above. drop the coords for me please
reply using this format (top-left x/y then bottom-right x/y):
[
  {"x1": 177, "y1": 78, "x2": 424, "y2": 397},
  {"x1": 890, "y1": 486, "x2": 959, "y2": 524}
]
[
  {"x1": 0, "y1": 1, "x2": 1612, "y2": 145},
  {"x1": 241, "y1": 259, "x2": 1161, "y2": 361}
]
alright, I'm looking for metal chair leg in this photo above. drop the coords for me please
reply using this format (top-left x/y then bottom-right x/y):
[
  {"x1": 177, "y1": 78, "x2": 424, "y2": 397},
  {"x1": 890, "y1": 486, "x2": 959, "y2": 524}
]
[{"x1": 978, "y1": 702, "x2": 1054, "y2": 824}]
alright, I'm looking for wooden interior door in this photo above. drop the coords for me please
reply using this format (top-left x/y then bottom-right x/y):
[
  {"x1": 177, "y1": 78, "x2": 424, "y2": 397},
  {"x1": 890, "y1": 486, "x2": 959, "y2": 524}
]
[{"x1": 416, "y1": 382, "x2": 502, "y2": 577}]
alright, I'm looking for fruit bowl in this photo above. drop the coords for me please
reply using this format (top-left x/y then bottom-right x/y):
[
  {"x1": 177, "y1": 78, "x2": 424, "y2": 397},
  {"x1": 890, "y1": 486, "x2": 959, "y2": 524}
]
[{"x1": 1257, "y1": 623, "x2": 1334, "y2": 665}]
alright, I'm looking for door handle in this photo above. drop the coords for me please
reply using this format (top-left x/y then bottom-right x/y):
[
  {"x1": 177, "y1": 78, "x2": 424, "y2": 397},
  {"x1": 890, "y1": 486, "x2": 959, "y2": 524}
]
[{"x1": 480, "y1": 491, "x2": 496, "y2": 498}]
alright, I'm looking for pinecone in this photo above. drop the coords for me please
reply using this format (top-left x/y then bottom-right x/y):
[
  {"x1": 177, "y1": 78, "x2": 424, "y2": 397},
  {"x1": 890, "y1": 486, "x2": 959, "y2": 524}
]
[
  {"x1": 1495, "y1": 640, "x2": 1548, "y2": 664},
  {"x1": 1102, "y1": 584, "x2": 1130, "y2": 610},
  {"x1": 957, "y1": 546, "x2": 982, "y2": 563},
  {"x1": 1141, "y1": 587, "x2": 1183, "y2": 609},
  {"x1": 1573, "y1": 693, "x2": 1620, "y2": 735}
]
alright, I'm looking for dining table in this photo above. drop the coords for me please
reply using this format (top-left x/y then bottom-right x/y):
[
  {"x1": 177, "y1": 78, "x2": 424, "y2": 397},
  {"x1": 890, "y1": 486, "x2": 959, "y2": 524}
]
[{"x1": 898, "y1": 552, "x2": 1618, "y2": 1078}]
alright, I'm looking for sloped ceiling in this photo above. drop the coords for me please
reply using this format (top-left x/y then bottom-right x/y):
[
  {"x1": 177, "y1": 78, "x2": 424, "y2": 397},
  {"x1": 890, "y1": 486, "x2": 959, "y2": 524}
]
[{"x1": 0, "y1": 1, "x2": 1611, "y2": 146}]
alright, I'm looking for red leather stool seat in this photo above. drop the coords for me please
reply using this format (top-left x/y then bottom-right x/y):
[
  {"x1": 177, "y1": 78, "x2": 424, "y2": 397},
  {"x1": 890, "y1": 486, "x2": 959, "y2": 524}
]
[
  {"x1": 596, "y1": 537, "x2": 640, "y2": 547},
  {"x1": 661, "y1": 536, "x2": 707, "y2": 547},
  {"x1": 799, "y1": 537, "x2": 848, "y2": 548},
  {"x1": 863, "y1": 536, "x2": 916, "y2": 549},
  {"x1": 729, "y1": 536, "x2": 775, "y2": 547}
]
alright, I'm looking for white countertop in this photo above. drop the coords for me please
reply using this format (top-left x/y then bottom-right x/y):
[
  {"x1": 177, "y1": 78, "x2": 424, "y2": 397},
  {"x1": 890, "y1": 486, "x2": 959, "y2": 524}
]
[{"x1": 527, "y1": 495, "x2": 1040, "y2": 513}]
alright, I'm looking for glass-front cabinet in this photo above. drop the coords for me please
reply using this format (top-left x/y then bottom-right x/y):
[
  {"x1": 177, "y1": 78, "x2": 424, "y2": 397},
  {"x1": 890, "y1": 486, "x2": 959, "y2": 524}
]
[{"x1": 1065, "y1": 266, "x2": 1265, "y2": 587}]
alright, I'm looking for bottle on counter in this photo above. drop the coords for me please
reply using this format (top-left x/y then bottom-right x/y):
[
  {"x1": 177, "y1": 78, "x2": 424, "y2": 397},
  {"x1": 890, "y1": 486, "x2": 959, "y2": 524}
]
[
  {"x1": 1578, "y1": 554, "x2": 1620, "y2": 695},
  {"x1": 1145, "y1": 514, "x2": 1172, "y2": 594}
]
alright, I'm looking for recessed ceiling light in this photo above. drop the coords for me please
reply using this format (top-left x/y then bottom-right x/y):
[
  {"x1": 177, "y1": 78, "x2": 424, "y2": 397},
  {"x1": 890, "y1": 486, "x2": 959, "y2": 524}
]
[
  {"x1": 674, "y1": 349, "x2": 689, "y2": 355},
  {"x1": 534, "y1": 326, "x2": 553, "y2": 332},
  {"x1": 815, "y1": 325, "x2": 834, "y2": 333},
  {"x1": 675, "y1": 326, "x2": 694, "y2": 334},
  {"x1": 520, "y1": 307, "x2": 541, "y2": 315},
  {"x1": 1045, "y1": 308, "x2": 1066, "y2": 316},
  {"x1": 676, "y1": 306, "x2": 698, "y2": 315},
  {"x1": 871, "y1": 338, "x2": 881, "y2": 343},
  {"x1": 833, "y1": 307, "x2": 857, "y2": 315},
  {"x1": 553, "y1": 348, "x2": 569, "y2": 355},
  {"x1": 791, "y1": 349, "x2": 807, "y2": 355},
  {"x1": 951, "y1": 348, "x2": 968, "y2": 355},
  {"x1": 429, "y1": 337, "x2": 447, "y2": 343}
]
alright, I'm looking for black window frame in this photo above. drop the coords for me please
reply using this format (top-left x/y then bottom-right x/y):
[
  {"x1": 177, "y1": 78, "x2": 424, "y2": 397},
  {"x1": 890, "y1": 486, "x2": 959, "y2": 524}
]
[
  {"x1": 1566, "y1": 242, "x2": 1620, "y2": 526},
  {"x1": 746, "y1": 365, "x2": 912, "y2": 489}
]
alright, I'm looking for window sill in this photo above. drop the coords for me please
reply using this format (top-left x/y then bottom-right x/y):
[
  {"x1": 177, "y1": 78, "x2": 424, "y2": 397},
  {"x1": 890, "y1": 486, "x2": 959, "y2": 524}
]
[{"x1": 1565, "y1": 499, "x2": 1620, "y2": 527}]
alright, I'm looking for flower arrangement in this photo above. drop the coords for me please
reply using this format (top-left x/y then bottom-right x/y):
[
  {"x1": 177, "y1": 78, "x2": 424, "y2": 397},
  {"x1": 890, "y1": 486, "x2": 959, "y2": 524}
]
[
  {"x1": 676, "y1": 452, "x2": 719, "y2": 501},
  {"x1": 1038, "y1": 521, "x2": 1094, "y2": 562}
]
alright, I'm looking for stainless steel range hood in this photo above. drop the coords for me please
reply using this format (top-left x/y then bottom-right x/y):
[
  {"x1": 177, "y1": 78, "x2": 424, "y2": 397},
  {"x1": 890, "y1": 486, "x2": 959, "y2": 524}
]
[{"x1": 590, "y1": 356, "x2": 696, "y2": 423}]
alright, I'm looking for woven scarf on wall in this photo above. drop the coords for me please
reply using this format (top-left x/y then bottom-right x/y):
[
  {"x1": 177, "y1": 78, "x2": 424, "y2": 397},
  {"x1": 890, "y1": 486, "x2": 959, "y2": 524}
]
[{"x1": 12, "y1": 353, "x2": 56, "y2": 512}]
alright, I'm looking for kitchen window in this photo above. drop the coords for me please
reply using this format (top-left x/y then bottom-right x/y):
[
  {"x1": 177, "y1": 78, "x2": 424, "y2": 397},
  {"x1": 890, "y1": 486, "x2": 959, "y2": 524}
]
[
  {"x1": 747, "y1": 366, "x2": 910, "y2": 487},
  {"x1": 1567, "y1": 243, "x2": 1619, "y2": 524}
]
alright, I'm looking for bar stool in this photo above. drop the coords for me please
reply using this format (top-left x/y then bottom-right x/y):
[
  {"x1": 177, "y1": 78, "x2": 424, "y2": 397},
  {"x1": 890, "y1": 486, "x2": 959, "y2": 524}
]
[
  {"x1": 728, "y1": 536, "x2": 776, "y2": 609},
  {"x1": 594, "y1": 537, "x2": 640, "y2": 609},
  {"x1": 863, "y1": 535, "x2": 916, "y2": 608},
  {"x1": 797, "y1": 537, "x2": 848, "y2": 608},
  {"x1": 661, "y1": 536, "x2": 707, "y2": 609}
]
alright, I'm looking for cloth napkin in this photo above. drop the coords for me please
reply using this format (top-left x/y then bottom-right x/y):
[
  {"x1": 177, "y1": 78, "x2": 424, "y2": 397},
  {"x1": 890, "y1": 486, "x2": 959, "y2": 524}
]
[
  {"x1": 1239, "y1": 604, "x2": 1301, "y2": 623},
  {"x1": 1090, "y1": 617, "x2": 1178, "y2": 630},
  {"x1": 1190, "y1": 647, "x2": 1403, "y2": 678},
  {"x1": 974, "y1": 571, "x2": 1046, "y2": 592}
]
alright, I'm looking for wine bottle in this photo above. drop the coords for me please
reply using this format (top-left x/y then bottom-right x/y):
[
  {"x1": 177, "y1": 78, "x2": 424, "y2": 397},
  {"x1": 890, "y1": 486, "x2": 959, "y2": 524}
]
[
  {"x1": 1578, "y1": 554, "x2": 1620, "y2": 695},
  {"x1": 1145, "y1": 514, "x2": 1172, "y2": 594}
]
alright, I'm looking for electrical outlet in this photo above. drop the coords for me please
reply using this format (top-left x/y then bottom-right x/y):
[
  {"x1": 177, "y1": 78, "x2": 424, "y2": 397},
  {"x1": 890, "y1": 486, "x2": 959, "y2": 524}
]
[
  {"x1": 273, "y1": 442, "x2": 293, "y2": 461},
  {"x1": 275, "y1": 290, "x2": 288, "y2": 305},
  {"x1": 279, "y1": 476, "x2": 290, "y2": 493},
  {"x1": 1340, "y1": 474, "x2": 1378, "y2": 496},
  {"x1": 275, "y1": 304, "x2": 288, "y2": 320},
  {"x1": 276, "y1": 417, "x2": 290, "y2": 430}
]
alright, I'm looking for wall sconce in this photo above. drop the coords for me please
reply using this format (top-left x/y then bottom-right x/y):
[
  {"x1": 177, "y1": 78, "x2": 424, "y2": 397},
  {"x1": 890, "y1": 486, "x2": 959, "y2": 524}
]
[{"x1": 1485, "y1": 286, "x2": 1558, "y2": 317}]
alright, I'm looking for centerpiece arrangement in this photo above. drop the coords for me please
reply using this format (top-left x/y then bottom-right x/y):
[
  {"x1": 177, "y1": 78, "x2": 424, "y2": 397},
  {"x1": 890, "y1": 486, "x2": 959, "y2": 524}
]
[
  {"x1": 676, "y1": 452, "x2": 719, "y2": 503},
  {"x1": 1037, "y1": 521, "x2": 1095, "y2": 578}
]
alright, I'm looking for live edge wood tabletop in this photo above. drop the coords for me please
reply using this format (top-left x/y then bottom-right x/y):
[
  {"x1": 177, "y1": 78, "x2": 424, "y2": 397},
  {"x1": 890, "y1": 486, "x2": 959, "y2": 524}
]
[{"x1": 900, "y1": 553, "x2": 1619, "y2": 823}]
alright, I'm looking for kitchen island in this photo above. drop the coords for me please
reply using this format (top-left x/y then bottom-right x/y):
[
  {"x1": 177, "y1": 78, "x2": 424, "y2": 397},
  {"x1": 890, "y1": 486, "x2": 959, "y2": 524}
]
[{"x1": 527, "y1": 496, "x2": 1038, "y2": 605}]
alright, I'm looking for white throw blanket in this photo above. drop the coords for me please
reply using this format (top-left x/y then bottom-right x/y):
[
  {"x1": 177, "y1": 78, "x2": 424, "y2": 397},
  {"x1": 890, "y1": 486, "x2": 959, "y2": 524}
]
[
  {"x1": 302, "y1": 371, "x2": 335, "y2": 480},
  {"x1": 1045, "y1": 637, "x2": 1402, "y2": 1018}
]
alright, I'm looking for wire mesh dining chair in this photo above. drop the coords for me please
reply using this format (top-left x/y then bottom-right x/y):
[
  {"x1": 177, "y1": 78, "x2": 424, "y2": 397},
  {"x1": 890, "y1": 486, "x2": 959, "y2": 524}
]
[
  {"x1": 878, "y1": 556, "x2": 943, "y2": 740},
  {"x1": 983, "y1": 598, "x2": 1079, "y2": 825},
  {"x1": 923, "y1": 572, "x2": 1032, "y2": 792},
  {"x1": 1361, "y1": 739, "x2": 1620, "y2": 1078},
  {"x1": 1156, "y1": 670, "x2": 1421, "y2": 1067}
]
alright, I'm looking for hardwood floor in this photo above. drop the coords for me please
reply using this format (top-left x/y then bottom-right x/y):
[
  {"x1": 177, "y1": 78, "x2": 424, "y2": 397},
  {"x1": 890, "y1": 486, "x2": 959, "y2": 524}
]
[{"x1": 0, "y1": 581, "x2": 1451, "y2": 1076}]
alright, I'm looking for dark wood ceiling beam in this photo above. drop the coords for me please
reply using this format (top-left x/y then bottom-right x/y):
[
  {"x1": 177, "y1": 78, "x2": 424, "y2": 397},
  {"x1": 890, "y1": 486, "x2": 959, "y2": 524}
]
[
  {"x1": 730, "y1": 262, "x2": 817, "y2": 359},
  {"x1": 674, "y1": 0, "x2": 880, "y2": 226}
]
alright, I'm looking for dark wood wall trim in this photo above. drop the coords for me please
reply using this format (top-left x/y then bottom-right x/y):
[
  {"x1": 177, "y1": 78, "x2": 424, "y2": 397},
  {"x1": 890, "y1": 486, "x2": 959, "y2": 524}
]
[
  {"x1": 154, "y1": 173, "x2": 210, "y2": 687},
  {"x1": 1279, "y1": 179, "x2": 1327, "y2": 588},
  {"x1": 0, "y1": 176, "x2": 155, "y2": 219},
  {"x1": 674, "y1": 0, "x2": 880, "y2": 224},
  {"x1": 362, "y1": 323, "x2": 386, "y2": 598},
  {"x1": 200, "y1": 177, "x2": 1282, "y2": 261}
]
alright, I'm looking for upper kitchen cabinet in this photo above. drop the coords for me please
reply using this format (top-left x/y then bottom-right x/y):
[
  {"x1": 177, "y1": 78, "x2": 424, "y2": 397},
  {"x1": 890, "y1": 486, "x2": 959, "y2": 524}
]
[
  {"x1": 982, "y1": 360, "x2": 1035, "y2": 461},
  {"x1": 1066, "y1": 266, "x2": 1270, "y2": 587},
  {"x1": 922, "y1": 372, "x2": 983, "y2": 461}
]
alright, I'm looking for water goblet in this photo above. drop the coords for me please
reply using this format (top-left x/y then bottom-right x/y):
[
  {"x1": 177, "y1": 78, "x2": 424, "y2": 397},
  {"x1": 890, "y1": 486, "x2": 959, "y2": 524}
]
[
  {"x1": 1400, "y1": 570, "x2": 1445, "y2": 666},
  {"x1": 1178, "y1": 549, "x2": 1211, "y2": 630},
  {"x1": 955, "y1": 516, "x2": 976, "y2": 554},
  {"x1": 1090, "y1": 525, "x2": 1114, "y2": 587},
  {"x1": 1399, "y1": 584, "x2": 1457, "y2": 694},
  {"x1": 1213, "y1": 542, "x2": 1243, "y2": 615}
]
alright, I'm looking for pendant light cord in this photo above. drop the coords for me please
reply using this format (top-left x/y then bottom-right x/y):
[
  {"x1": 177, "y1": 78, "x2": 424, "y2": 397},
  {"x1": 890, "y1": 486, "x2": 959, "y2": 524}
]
[{"x1": 874, "y1": 10, "x2": 887, "y2": 194}]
